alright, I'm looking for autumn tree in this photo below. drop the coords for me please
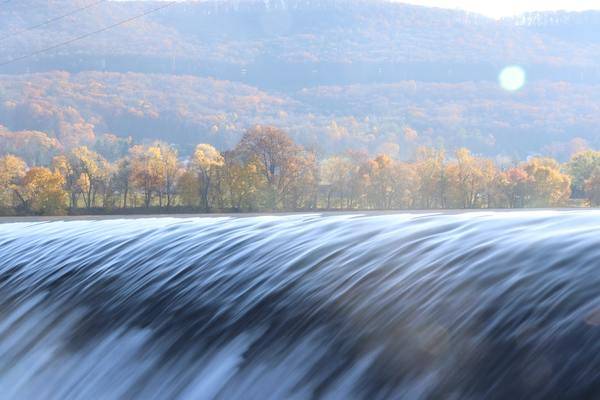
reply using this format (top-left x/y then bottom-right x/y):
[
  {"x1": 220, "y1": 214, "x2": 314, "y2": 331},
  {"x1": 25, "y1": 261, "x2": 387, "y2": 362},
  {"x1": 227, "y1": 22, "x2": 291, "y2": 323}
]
[
  {"x1": 191, "y1": 143, "x2": 224, "y2": 211},
  {"x1": 220, "y1": 151, "x2": 266, "y2": 211},
  {"x1": 363, "y1": 154, "x2": 396, "y2": 209},
  {"x1": 0, "y1": 129, "x2": 60, "y2": 166},
  {"x1": 358, "y1": 154, "x2": 418, "y2": 210},
  {"x1": 236, "y1": 126, "x2": 310, "y2": 209},
  {"x1": 129, "y1": 145, "x2": 164, "y2": 208},
  {"x1": 69, "y1": 146, "x2": 109, "y2": 209},
  {"x1": 344, "y1": 150, "x2": 370, "y2": 208},
  {"x1": 113, "y1": 158, "x2": 132, "y2": 208},
  {"x1": 51, "y1": 155, "x2": 78, "y2": 209},
  {"x1": 177, "y1": 169, "x2": 200, "y2": 207},
  {"x1": 566, "y1": 150, "x2": 600, "y2": 202},
  {"x1": 495, "y1": 166, "x2": 529, "y2": 208},
  {"x1": 584, "y1": 169, "x2": 600, "y2": 207},
  {"x1": 156, "y1": 142, "x2": 180, "y2": 208},
  {"x1": 414, "y1": 146, "x2": 446, "y2": 208},
  {"x1": 283, "y1": 149, "x2": 318, "y2": 210},
  {"x1": 320, "y1": 155, "x2": 356, "y2": 209},
  {"x1": 97, "y1": 161, "x2": 117, "y2": 208},
  {"x1": 522, "y1": 157, "x2": 571, "y2": 207},
  {"x1": 15, "y1": 167, "x2": 67, "y2": 215},
  {"x1": 446, "y1": 148, "x2": 497, "y2": 208},
  {"x1": 390, "y1": 161, "x2": 418, "y2": 209},
  {"x1": 0, "y1": 155, "x2": 27, "y2": 210}
]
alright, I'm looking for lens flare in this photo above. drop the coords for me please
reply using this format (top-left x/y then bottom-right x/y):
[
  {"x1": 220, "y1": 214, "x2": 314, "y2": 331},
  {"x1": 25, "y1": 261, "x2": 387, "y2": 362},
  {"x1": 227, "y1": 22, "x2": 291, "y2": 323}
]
[{"x1": 499, "y1": 65, "x2": 526, "y2": 91}]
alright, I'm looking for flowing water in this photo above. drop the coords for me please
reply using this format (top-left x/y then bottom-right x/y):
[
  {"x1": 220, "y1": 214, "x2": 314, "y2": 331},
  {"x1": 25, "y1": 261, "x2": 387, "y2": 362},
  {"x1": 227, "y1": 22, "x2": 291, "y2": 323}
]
[{"x1": 1, "y1": 211, "x2": 600, "y2": 399}]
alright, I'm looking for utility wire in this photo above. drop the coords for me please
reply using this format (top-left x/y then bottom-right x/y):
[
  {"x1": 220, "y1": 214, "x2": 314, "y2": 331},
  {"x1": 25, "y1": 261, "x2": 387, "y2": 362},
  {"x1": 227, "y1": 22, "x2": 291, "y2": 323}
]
[
  {"x1": 0, "y1": 1, "x2": 177, "y2": 68},
  {"x1": 0, "y1": 0, "x2": 108, "y2": 43}
]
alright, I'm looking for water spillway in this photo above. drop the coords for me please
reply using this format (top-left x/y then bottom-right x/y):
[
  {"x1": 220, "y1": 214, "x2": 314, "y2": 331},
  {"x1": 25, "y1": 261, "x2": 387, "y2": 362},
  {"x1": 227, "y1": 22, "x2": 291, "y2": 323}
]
[{"x1": 1, "y1": 212, "x2": 600, "y2": 399}]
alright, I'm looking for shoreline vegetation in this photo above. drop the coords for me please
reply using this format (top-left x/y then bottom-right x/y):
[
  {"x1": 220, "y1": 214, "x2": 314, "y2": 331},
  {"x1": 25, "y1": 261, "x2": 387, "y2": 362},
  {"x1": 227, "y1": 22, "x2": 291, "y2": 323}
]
[{"x1": 1, "y1": 125, "x2": 599, "y2": 217}]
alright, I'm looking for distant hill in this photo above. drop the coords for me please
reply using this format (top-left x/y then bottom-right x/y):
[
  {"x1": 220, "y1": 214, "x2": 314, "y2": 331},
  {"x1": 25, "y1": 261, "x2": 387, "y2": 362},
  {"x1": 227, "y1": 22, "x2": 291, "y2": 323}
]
[
  {"x1": 3, "y1": 0, "x2": 600, "y2": 86},
  {"x1": 2, "y1": 0, "x2": 600, "y2": 159},
  {"x1": 2, "y1": 71, "x2": 599, "y2": 160}
]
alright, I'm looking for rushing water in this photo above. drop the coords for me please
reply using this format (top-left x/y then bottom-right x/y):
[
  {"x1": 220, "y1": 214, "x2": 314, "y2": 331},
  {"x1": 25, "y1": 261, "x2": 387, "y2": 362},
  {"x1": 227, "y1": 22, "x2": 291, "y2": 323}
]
[{"x1": 1, "y1": 212, "x2": 600, "y2": 399}]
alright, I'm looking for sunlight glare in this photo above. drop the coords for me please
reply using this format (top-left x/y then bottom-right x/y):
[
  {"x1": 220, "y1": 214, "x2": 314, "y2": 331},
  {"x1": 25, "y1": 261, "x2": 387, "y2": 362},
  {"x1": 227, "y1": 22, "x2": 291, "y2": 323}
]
[{"x1": 499, "y1": 66, "x2": 526, "y2": 91}]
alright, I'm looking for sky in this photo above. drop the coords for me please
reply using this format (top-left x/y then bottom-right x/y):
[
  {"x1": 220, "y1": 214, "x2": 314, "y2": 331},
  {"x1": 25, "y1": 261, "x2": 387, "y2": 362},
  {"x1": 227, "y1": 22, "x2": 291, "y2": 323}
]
[{"x1": 399, "y1": 0, "x2": 600, "y2": 18}]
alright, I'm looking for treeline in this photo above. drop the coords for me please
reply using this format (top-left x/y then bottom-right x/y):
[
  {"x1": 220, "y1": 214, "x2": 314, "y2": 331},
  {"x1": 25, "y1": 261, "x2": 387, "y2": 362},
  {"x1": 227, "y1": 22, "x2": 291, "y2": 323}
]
[{"x1": 3, "y1": 125, "x2": 600, "y2": 216}]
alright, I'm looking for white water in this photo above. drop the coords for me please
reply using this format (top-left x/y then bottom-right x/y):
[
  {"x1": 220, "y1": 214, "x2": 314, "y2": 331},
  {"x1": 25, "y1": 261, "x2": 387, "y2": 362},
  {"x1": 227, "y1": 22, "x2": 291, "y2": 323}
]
[{"x1": 1, "y1": 212, "x2": 600, "y2": 399}]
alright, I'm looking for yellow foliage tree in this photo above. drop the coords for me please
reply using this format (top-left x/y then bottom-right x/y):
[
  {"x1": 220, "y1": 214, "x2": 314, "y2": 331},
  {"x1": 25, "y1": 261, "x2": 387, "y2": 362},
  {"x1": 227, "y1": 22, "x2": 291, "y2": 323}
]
[
  {"x1": 191, "y1": 143, "x2": 224, "y2": 210},
  {"x1": 414, "y1": 146, "x2": 446, "y2": 208},
  {"x1": 16, "y1": 167, "x2": 67, "y2": 215},
  {"x1": 221, "y1": 154, "x2": 266, "y2": 210},
  {"x1": 129, "y1": 145, "x2": 165, "y2": 208},
  {"x1": 0, "y1": 155, "x2": 27, "y2": 209},
  {"x1": 446, "y1": 148, "x2": 497, "y2": 208},
  {"x1": 522, "y1": 157, "x2": 571, "y2": 207},
  {"x1": 69, "y1": 146, "x2": 109, "y2": 209}
]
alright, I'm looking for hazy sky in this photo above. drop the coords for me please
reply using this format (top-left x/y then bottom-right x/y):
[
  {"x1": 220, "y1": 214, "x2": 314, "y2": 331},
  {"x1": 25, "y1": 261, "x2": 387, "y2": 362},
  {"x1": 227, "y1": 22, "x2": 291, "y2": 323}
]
[{"x1": 399, "y1": 0, "x2": 600, "y2": 18}]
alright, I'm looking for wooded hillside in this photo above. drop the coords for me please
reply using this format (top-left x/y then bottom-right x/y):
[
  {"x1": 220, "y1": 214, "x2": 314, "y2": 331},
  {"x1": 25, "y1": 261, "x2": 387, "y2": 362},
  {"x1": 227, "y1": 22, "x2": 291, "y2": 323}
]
[{"x1": 2, "y1": 1, "x2": 600, "y2": 160}]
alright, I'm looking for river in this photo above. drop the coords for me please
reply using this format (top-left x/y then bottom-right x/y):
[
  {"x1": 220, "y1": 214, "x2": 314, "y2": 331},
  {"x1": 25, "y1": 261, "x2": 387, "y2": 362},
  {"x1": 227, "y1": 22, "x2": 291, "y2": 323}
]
[{"x1": 1, "y1": 211, "x2": 599, "y2": 399}]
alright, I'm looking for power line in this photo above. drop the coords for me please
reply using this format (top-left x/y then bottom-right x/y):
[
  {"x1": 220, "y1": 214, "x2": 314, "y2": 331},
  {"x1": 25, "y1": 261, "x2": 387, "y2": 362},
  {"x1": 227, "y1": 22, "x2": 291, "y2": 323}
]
[
  {"x1": 0, "y1": 1, "x2": 177, "y2": 68},
  {"x1": 0, "y1": 0, "x2": 108, "y2": 43}
]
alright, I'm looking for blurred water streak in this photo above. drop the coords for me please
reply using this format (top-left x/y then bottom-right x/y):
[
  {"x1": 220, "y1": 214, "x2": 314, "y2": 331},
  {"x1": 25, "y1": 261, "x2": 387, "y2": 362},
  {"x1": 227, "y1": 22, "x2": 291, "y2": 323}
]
[{"x1": 1, "y1": 212, "x2": 600, "y2": 399}]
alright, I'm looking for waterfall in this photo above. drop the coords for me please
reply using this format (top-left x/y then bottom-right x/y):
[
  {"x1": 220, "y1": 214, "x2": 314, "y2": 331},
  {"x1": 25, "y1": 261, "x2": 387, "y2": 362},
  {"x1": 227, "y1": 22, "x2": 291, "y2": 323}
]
[{"x1": 1, "y1": 212, "x2": 600, "y2": 399}]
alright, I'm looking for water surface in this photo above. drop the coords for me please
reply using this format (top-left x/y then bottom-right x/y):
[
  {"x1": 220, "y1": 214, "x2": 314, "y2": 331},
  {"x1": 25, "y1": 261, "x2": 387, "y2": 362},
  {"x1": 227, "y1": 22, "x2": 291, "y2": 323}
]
[{"x1": 1, "y1": 211, "x2": 599, "y2": 399}]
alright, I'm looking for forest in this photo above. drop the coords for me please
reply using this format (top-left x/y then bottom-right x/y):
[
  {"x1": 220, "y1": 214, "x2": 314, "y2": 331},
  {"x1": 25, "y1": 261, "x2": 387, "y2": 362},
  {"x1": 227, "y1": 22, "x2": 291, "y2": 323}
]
[
  {"x1": 2, "y1": 125, "x2": 600, "y2": 216},
  {"x1": 4, "y1": 1, "x2": 600, "y2": 215},
  {"x1": 2, "y1": 2, "x2": 600, "y2": 158},
  {"x1": 1, "y1": 71, "x2": 600, "y2": 159}
]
